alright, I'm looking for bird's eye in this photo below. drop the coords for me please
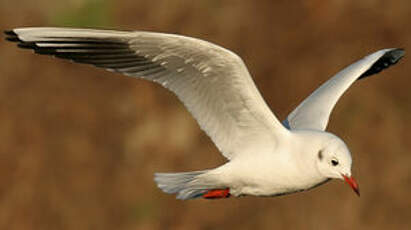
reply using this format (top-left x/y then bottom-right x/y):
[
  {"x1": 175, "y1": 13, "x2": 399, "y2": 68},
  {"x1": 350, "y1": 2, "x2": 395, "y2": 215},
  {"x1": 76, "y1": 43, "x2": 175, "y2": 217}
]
[{"x1": 331, "y1": 159, "x2": 339, "y2": 166}]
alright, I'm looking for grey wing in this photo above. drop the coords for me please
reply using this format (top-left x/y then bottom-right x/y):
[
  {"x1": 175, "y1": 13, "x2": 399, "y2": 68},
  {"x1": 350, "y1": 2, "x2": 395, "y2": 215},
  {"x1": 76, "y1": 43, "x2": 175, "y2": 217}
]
[
  {"x1": 6, "y1": 27, "x2": 289, "y2": 159},
  {"x1": 283, "y1": 48, "x2": 404, "y2": 131}
]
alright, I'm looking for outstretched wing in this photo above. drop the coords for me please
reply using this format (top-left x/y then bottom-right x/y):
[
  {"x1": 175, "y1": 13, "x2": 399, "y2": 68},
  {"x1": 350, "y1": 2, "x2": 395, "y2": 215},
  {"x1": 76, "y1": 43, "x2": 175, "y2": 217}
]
[
  {"x1": 5, "y1": 27, "x2": 289, "y2": 159},
  {"x1": 283, "y1": 48, "x2": 404, "y2": 130}
]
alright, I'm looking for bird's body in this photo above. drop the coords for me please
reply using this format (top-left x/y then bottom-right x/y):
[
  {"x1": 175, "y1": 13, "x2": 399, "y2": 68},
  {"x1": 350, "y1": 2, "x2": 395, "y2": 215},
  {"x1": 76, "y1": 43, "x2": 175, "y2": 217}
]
[
  {"x1": 5, "y1": 27, "x2": 403, "y2": 200},
  {"x1": 165, "y1": 130, "x2": 343, "y2": 198}
]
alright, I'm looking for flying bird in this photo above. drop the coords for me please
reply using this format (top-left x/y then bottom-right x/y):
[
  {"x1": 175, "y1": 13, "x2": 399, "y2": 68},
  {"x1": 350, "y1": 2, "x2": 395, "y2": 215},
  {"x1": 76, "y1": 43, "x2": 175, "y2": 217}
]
[{"x1": 5, "y1": 27, "x2": 404, "y2": 200}]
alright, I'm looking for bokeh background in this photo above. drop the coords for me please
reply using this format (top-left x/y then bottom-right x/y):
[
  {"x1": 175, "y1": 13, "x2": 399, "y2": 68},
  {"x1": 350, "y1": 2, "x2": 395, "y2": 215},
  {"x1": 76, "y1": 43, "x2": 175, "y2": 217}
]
[{"x1": 1, "y1": 0, "x2": 410, "y2": 229}]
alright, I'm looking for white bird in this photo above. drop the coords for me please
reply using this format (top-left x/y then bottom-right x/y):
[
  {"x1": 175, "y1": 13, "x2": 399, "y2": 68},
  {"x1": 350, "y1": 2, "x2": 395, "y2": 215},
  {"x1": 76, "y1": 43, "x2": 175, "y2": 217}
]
[{"x1": 5, "y1": 27, "x2": 404, "y2": 200}]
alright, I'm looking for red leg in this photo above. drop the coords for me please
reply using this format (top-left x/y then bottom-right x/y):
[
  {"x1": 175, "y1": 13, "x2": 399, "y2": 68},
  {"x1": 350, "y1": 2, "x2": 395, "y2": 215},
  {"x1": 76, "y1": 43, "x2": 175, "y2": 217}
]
[{"x1": 202, "y1": 188, "x2": 230, "y2": 199}]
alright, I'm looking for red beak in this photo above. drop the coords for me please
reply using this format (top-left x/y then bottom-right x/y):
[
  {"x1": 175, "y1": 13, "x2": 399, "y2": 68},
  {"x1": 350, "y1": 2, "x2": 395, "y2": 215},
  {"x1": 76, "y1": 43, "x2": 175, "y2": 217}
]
[{"x1": 342, "y1": 175, "x2": 360, "y2": 196}]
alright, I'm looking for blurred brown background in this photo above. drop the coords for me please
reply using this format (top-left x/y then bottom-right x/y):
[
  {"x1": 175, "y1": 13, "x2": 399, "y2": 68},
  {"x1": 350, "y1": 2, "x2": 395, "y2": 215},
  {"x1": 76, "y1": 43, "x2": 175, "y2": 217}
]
[{"x1": 1, "y1": 0, "x2": 410, "y2": 229}]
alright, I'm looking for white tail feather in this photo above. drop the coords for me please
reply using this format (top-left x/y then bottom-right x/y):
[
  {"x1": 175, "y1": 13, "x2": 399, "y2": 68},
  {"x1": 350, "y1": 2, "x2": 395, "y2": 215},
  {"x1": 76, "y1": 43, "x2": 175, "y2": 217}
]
[{"x1": 154, "y1": 170, "x2": 213, "y2": 200}]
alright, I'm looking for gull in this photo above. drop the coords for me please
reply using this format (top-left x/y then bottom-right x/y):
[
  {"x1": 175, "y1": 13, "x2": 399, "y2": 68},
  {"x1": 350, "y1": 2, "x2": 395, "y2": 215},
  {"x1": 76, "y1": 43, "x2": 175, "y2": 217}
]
[{"x1": 5, "y1": 27, "x2": 404, "y2": 200}]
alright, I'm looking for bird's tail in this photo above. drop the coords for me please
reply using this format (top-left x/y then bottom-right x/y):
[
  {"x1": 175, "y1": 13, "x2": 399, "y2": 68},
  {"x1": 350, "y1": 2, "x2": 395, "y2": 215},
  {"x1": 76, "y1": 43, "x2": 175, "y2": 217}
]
[{"x1": 154, "y1": 170, "x2": 230, "y2": 200}]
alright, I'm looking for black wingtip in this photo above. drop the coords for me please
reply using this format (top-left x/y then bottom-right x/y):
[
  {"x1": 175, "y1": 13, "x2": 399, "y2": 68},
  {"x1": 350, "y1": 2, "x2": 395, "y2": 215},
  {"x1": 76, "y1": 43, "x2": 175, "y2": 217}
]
[
  {"x1": 388, "y1": 48, "x2": 405, "y2": 63},
  {"x1": 17, "y1": 42, "x2": 37, "y2": 49},
  {"x1": 4, "y1": 29, "x2": 20, "y2": 43},
  {"x1": 4, "y1": 30, "x2": 16, "y2": 36},
  {"x1": 358, "y1": 48, "x2": 405, "y2": 80},
  {"x1": 5, "y1": 36, "x2": 19, "y2": 42}
]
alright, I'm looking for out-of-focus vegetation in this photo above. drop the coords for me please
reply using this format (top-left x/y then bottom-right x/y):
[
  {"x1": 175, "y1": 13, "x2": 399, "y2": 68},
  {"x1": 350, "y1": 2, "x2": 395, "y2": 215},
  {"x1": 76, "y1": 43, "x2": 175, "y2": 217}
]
[
  {"x1": 0, "y1": 0, "x2": 410, "y2": 229},
  {"x1": 49, "y1": 0, "x2": 113, "y2": 27}
]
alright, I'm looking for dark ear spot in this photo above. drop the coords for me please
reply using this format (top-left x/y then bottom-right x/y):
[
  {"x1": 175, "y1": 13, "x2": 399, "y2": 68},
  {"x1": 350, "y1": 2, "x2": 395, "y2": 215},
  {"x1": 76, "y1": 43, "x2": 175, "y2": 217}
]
[{"x1": 318, "y1": 150, "x2": 323, "y2": 160}]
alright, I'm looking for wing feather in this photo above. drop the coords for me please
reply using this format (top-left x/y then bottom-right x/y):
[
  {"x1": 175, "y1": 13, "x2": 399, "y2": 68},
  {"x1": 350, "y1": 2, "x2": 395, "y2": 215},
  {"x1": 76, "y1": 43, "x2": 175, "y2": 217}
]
[
  {"x1": 284, "y1": 48, "x2": 404, "y2": 130},
  {"x1": 6, "y1": 27, "x2": 289, "y2": 159}
]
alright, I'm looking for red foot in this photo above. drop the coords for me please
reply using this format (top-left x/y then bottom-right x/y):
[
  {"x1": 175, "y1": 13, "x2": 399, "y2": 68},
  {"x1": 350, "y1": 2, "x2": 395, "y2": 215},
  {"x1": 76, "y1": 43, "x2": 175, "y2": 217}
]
[{"x1": 202, "y1": 188, "x2": 230, "y2": 199}]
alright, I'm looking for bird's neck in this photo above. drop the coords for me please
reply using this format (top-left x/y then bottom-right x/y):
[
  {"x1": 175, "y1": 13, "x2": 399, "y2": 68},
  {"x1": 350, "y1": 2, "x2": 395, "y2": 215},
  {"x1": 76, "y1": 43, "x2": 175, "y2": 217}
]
[{"x1": 289, "y1": 130, "x2": 329, "y2": 184}]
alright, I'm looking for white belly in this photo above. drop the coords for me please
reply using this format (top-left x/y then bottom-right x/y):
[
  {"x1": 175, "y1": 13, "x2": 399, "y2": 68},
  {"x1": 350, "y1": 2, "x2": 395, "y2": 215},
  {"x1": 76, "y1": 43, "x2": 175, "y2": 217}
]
[{"x1": 216, "y1": 153, "x2": 326, "y2": 197}]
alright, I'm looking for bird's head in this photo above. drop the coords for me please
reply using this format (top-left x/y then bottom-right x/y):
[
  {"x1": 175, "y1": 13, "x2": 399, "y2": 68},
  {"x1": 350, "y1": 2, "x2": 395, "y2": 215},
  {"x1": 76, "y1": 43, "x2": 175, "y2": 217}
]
[{"x1": 315, "y1": 135, "x2": 359, "y2": 196}]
